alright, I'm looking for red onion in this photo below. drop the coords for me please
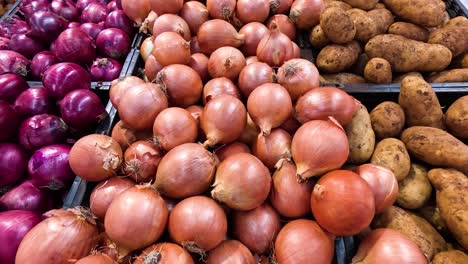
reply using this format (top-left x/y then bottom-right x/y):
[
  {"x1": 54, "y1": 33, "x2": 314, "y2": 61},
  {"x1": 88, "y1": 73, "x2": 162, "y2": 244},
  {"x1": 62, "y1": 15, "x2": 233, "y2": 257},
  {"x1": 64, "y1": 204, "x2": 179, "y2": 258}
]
[
  {"x1": 76, "y1": 0, "x2": 100, "y2": 12},
  {"x1": 252, "y1": 128, "x2": 292, "y2": 169},
  {"x1": 42, "y1": 63, "x2": 91, "y2": 99},
  {"x1": 270, "y1": 0, "x2": 293, "y2": 14},
  {"x1": 90, "y1": 58, "x2": 123, "y2": 81},
  {"x1": 180, "y1": 1, "x2": 209, "y2": 34},
  {"x1": 0, "y1": 73, "x2": 29, "y2": 103},
  {"x1": 81, "y1": 3, "x2": 108, "y2": 23},
  {"x1": 105, "y1": 10, "x2": 134, "y2": 36},
  {"x1": 67, "y1": 22, "x2": 81, "y2": 28},
  {"x1": 124, "y1": 141, "x2": 163, "y2": 183},
  {"x1": 150, "y1": 0, "x2": 183, "y2": 15},
  {"x1": 236, "y1": 0, "x2": 270, "y2": 24},
  {"x1": 277, "y1": 58, "x2": 320, "y2": 100},
  {"x1": 30, "y1": 51, "x2": 59, "y2": 80},
  {"x1": 9, "y1": 34, "x2": 45, "y2": 59},
  {"x1": 20, "y1": 0, "x2": 50, "y2": 17},
  {"x1": 153, "y1": 14, "x2": 191, "y2": 41},
  {"x1": 27, "y1": 11, "x2": 68, "y2": 43},
  {"x1": 53, "y1": 28, "x2": 96, "y2": 65},
  {"x1": 256, "y1": 22, "x2": 294, "y2": 67},
  {"x1": 19, "y1": 114, "x2": 68, "y2": 151},
  {"x1": 240, "y1": 22, "x2": 270, "y2": 57},
  {"x1": 0, "y1": 37, "x2": 9, "y2": 50},
  {"x1": 80, "y1": 22, "x2": 105, "y2": 40},
  {"x1": 50, "y1": 0, "x2": 79, "y2": 21},
  {"x1": 90, "y1": 177, "x2": 135, "y2": 219},
  {"x1": 189, "y1": 53, "x2": 209, "y2": 83},
  {"x1": 59, "y1": 89, "x2": 107, "y2": 129},
  {"x1": 14, "y1": 88, "x2": 54, "y2": 117},
  {"x1": 0, "y1": 102, "x2": 19, "y2": 142},
  {"x1": 203, "y1": 77, "x2": 241, "y2": 104},
  {"x1": 96, "y1": 28, "x2": 130, "y2": 60},
  {"x1": 0, "y1": 181, "x2": 51, "y2": 212},
  {"x1": 207, "y1": 0, "x2": 236, "y2": 20},
  {"x1": 107, "y1": 1, "x2": 119, "y2": 12},
  {"x1": 238, "y1": 62, "x2": 275, "y2": 97},
  {"x1": 267, "y1": 14, "x2": 296, "y2": 40},
  {"x1": 289, "y1": 0, "x2": 324, "y2": 29},
  {"x1": 0, "y1": 143, "x2": 28, "y2": 190},
  {"x1": 0, "y1": 17, "x2": 30, "y2": 38},
  {"x1": 0, "y1": 50, "x2": 30, "y2": 77}
]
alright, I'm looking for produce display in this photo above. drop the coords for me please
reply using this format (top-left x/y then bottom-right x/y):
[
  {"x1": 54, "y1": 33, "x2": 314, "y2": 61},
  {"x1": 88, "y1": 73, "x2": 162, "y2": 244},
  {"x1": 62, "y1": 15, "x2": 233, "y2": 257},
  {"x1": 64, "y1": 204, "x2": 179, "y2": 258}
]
[{"x1": 0, "y1": 0, "x2": 468, "y2": 264}]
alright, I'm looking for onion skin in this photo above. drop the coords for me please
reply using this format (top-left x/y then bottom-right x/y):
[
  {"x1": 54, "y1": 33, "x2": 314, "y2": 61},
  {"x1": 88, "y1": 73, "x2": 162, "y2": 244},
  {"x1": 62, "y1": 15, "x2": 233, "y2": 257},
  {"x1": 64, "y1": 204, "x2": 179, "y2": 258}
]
[
  {"x1": 280, "y1": 115, "x2": 301, "y2": 136},
  {"x1": 232, "y1": 204, "x2": 282, "y2": 254},
  {"x1": 238, "y1": 62, "x2": 275, "y2": 98},
  {"x1": 76, "y1": 254, "x2": 117, "y2": 264},
  {"x1": 311, "y1": 170, "x2": 375, "y2": 236},
  {"x1": 270, "y1": 160, "x2": 313, "y2": 218},
  {"x1": 214, "y1": 142, "x2": 251, "y2": 162},
  {"x1": 109, "y1": 76, "x2": 145, "y2": 109},
  {"x1": 197, "y1": 19, "x2": 244, "y2": 54},
  {"x1": 212, "y1": 153, "x2": 271, "y2": 211},
  {"x1": 59, "y1": 89, "x2": 107, "y2": 130},
  {"x1": 236, "y1": 0, "x2": 270, "y2": 24},
  {"x1": 239, "y1": 113, "x2": 261, "y2": 145},
  {"x1": 291, "y1": 119, "x2": 349, "y2": 180},
  {"x1": 207, "y1": 0, "x2": 236, "y2": 20},
  {"x1": 355, "y1": 164, "x2": 399, "y2": 213},
  {"x1": 111, "y1": 120, "x2": 152, "y2": 151},
  {"x1": 140, "y1": 36, "x2": 154, "y2": 62},
  {"x1": 267, "y1": 14, "x2": 296, "y2": 40},
  {"x1": 141, "y1": 11, "x2": 157, "y2": 35},
  {"x1": 0, "y1": 73, "x2": 29, "y2": 103},
  {"x1": 189, "y1": 53, "x2": 209, "y2": 83},
  {"x1": 18, "y1": 114, "x2": 68, "y2": 151},
  {"x1": 105, "y1": 186, "x2": 168, "y2": 251},
  {"x1": 54, "y1": 28, "x2": 96, "y2": 66},
  {"x1": 239, "y1": 22, "x2": 270, "y2": 57},
  {"x1": 180, "y1": 1, "x2": 209, "y2": 35},
  {"x1": 42, "y1": 62, "x2": 91, "y2": 100},
  {"x1": 153, "y1": 108, "x2": 198, "y2": 151},
  {"x1": 277, "y1": 58, "x2": 320, "y2": 100},
  {"x1": 124, "y1": 141, "x2": 163, "y2": 183},
  {"x1": 134, "y1": 243, "x2": 194, "y2": 264},
  {"x1": 274, "y1": 219, "x2": 334, "y2": 264},
  {"x1": 152, "y1": 14, "x2": 191, "y2": 41},
  {"x1": 90, "y1": 177, "x2": 135, "y2": 220},
  {"x1": 155, "y1": 143, "x2": 216, "y2": 199},
  {"x1": 150, "y1": 0, "x2": 183, "y2": 15},
  {"x1": 144, "y1": 55, "x2": 163, "y2": 82},
  {"x1": 0, "y1": 181, "x2": 51, "y2": 212},
  {"x1": 122, "y1": 0, "x2": 150, "y2": 25},
  {"x1": 246, "y1": 56, "x2": 259, "y2": 64},
  {"x1": 289, "y1": 0, "x2": 325, "y2": 29},
  {"x1": 206, "y1": 240, "x2": 256, "y2": 264},
  {"x1": 256, "y1": 23, "x2": 294, "y2": 67},
  {"x1": 0, "y1": 50, "x2": 30, "y2": 77},
  {"x1": 247, "y1": 83, "x2": 293, "y2": 136},
  {"x1": 208, "y1": 46, "x2": 246, "y2": 81},
  {"x1": 270, "y1": 0, "x2": 294, "y2": 14},
  {"x1": 0, "y1": 143, "x2": 27, "y2": 190},
  {"x1": 203, "y1": 77, "x2": 241, "y2": 104},
  {"x1": 252, "y1": 129, "x2": 292, "y2": 169}
]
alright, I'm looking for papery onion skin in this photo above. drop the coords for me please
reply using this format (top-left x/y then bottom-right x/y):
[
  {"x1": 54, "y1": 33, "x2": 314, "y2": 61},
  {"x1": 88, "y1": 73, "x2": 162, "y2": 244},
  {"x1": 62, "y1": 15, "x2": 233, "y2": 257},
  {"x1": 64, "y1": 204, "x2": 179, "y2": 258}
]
[
  {"x1": 124, "y1": 141, "x2": 163, "y2": 183},
  {"x1": 0, "y1": 50, "x2": 30, "y2": 77},
  {"x1": 274, "y1": 219, "x2": 334, "y2": 264},
  {"x1": 236, "y1": 0, "x2": 270, "y2": 24},
  {"x1": 134, "y1": 243, "x2": 194, "y2": 264},
  {"x1": 27, "y1": 11, "x2": 67, "y2": 43},
  {"x1": 105, "y1": 10, "x2": 134, "y2": 36},
  {"x1": 122, "y1": 0, "x2": 150, "y2": 25},
  {"x1": 168, "y1": 196, "x2": 227, "y2": 253},
  {"x1": 186, "y1": 105, "x2": 203, "y2": 124},
  {"x1": 53, "y1": 28, "x2": 97, "y2": 66},
  {"x1": 155, "y1": 143, "x2": 216, "y2": 199},
  {"x1": 30, "y1": 51, "x2": 59, "y2": 80},
  {"x1": 289, "y1": 0, "x2": 324, "y2": 29},
  {"x1": 14, "y1": 88, "x2": 54, "y2": 118},
  {"x1": 140, "y1": 36, "x2": 154, "y2": 62},
  {"x1": 267, "y1": 14, "x2": 296, "y2": 40},
  {"x1": 0, "y1": 181, "x2": 51, "y2": 212},
  {"x1": 277, "y1": 58, "x2": 320, "y2": 100},
  {"x1": 197, "y1": 19, "x2": 244, "y2": 54},
  {"x1": 79, "y1": 22, "x2": 105, "y2": 40},
  {"x1": 0, "y1": 143, "x2": 28, "y2": 190},
  {"x1": 212, "y1": 153, "x2": 271, "y2": 211},
  {"x1": 109, "y1": 76, "x2": 145, "y2": 109},
  {"x1": 190, "y1": 36, "x2": 202, "y2": 54},
  {"x1": 214, "y1": 142, "x2": 251, "y2": 162},
  {"x1": 111, "y1": 120, "x2": 152, "y2": 151},
  {"x1": 141, "y1": 11, "x2": 158, "y2": 35},
  {"x1": 270, "y1": 0, "x2": 293, "y2": 14},
  {"x1": 153, "y1": 32, "x2": 191, "y2": 66},
  {"x1": 270, "y1": 160, "x2": 313, "y2": 218},
  {"x1": 239, "y1": 113, "x2": 261, "y2": 145},
  {"x1": 280, "y1": 115, "x2": 301, "y2": 136},
  {"x1": 256, "y1": 23, "x2": 294, "y2": 67},
  {"x1": 96, "y1": 28, "x2": 130, "y2": 60},
  {"x1": 9, "y1": 34, "x2": 45, "y2": 59},
  {"x1": 189, "y1": 53, "x2": 209, "y2": 83},
  {"x1": 239, "y1": 22, "x2": 270, "y2": 57},
  {"x1": 90, "y1": 58, "x2": 123, "y2": 82},
  {"x1": 207, "y1": 0, "x2": 236, "y2": 20},
  {"x1": 152, "y1": 14, "x2": 191, "y2": 41},
  {"x1": 206, "y1": 240, "x2": 256, "y2": 264},
  {"x1": 253, "y1": 128, "x2": 292, "y2": 170},
  {"x1": 292, "y1": 119, "x2": 349, "y2": 180},
  {"x1": 246, "y1": 56, "x2": 259, "y2": 64},
  {"x1": 208, "y1": 46, "x2": 246, "y2": 81},
  {"x1": 153, "y1": 108, "x2": 198, "y2": 151},
  {"x1": 42, "y1": 62, "x2": 91, "y2": 100},
  {"x1": 59, "y1": 89, "x2": 107, "y2": 130},
  {"x1": 144, "y1": 55, "x2": 163, "y2": 83},
  {"x1": 238, "y1": 62, "x2": 275, "y2": 98},
  {"x1": 76, "y1": 254, "x2": 117, "y2": 264},
  {"x1": 19, "y1": 114, "x2": 68, "y2": 151},
  {"x1": 232, "y1": 204, "x2": 282, "y2": 254},
  {"x1": 81, "y1": 3, "x2": 108, "y2": 24},
  {"x1": 150, "y1": 0, "x2": 183, "y2": 15},
  {"x1": 203, "y1": 77, "x2": 241, "y2": 104},
  {"x1": 180, "y1": 1, "x2": 209, "y2": 35},
  {"x1": 0, "y1": 17, "x2": 30, "y2": 38},
  {"x1": 0, "y1": 73, "x2": 29, "y2": 103},
  {"x1": 90, "y1": 177, "x2": 135, "y2": 220},
  {"x1": 49, "y1": 0, "x2": 79, "y2": 21}
]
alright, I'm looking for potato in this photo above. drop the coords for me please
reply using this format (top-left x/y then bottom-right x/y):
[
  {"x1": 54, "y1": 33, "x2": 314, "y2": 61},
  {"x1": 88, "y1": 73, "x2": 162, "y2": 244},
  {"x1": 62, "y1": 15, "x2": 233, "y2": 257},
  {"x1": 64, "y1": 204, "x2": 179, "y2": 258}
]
[
  {"x1": 370, "y1": 101, "x2": 405, "y2": 138},
  {"x1": 428, "y1": 24, "x2": 468, "y2": 57},
  {"x1": 418, "y1": 206, "x2": 449, "y2": 234},
  {"x1": 345, "y1": 104, "x2": 375, "y2": 164},
  {"x1": 428, "y1": 169, "x2": 468, "y2": 250},
  {"x1": 399, "y1": 76, "x2": 444, "y2": 129},
  {"x1": 392, "y1": 72, "x2": 424, "y2": 83},
  {"x1": 341, "y1": 0, "x2": 378, "y2": 10},
  {"x1": 351, "y1": 53, "x2": 369, "y2": 76},
  {"x1": 427, "y1": 69, "x2": 468, "y2": 83},
  {"x1": 319, "y1": 73, "x2": 365, "y2": 84},
  {"x1": 365, "y1": 34, "x2": 452, "y2": 72},
  {"x1": 401, "y1": 127, "x2": 468, "y2": 174},
  {"x1": 324, "y1": 0, "x2": 352, "y2": 10},
  {"x1": 388, "y1": 22, "x2": 429, "y2": 42},
  {"x1": 367, "y1": 8, "x2": 394, "y2": 34},
  {"x1": 320, "y1": 7, "x2": 356, "y2": 44},
  {"x1": 373, "y1": 3, "x2": 387, "y2": 9},
  {"x1": 347, "y1": 9, "x2": 378, "y2": 43},
  {"x1": 443, "y1": 16, "x2": 468, "y2": 28},
  {"x1": 309, "y1": 25, "x2": 329, "y2": 49},
  {"x1": 382, "y1": 0, "x2": 446, "y2": 28},
  {"x1": 364, "y1": 58, "x2": 392, "y2": 84},
  {"x1": 317, "y1": 41, "x2": 361, "y2": 73},
  {"x1": 433, "y1": 250, "x2": 468, "y2": 264},
  {"x1": 446, "y1": 96, "x2": 468, "y2": 139},
  {"x1": 452, "y1": 53, "x2": 468, "y2": 68},
  {"x1": 373, "y1": 206, "x2": 447, "y2": 260},
  {"x1": 371, "y1": 138, "x2": 411, "y2": 181},
  {"x1": 397, "y1": 164, "x2": 432, "y2": 209}
]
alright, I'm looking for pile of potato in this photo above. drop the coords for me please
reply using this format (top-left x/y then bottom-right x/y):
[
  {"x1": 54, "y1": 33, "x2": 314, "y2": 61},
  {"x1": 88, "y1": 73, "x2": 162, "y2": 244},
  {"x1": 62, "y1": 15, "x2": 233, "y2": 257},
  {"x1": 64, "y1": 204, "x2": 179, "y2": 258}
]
[{"x1": 312, "y1": 0, "x2": 468, "y2": 84}]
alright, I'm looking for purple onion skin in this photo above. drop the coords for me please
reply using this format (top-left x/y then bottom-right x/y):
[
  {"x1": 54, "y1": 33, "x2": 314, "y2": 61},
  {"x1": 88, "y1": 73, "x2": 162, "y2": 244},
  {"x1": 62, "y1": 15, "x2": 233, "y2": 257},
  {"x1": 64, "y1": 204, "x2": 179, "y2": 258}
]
[
  {"x1": 80, "y1": 3, "x2": 108, "y2": 24},
  {"x1": 30, "y1": 51, "x2": 59, "y2": 80},
  {"x1": 79, "y1": 22, "x2": 104, "y2": 40},
  {"x1": 0, "y1": 143, "x2": 28, "y2": 190},
  {"x1": 0, "y1": 37, "x2": 9, "y2": 50},
  {"x1": 19, "y1": 114, "x2": 69, "y2": 151},
  {"x1": 0, "y1": 50, "x2": 30, "y2": 77},
  {"x1": 9, "y1": 34, "x2": 45, "y2": 59},
  {"x1": 0, "y1": 181, "x2": 51, "y2": 212},
  {"x1": 59, "y1": 89, "x2": 107, "y2": 129},
  {"x1": 105, "y1": 10, "x2": 134, "y2": 36},
  {"x1": 20, "y1": 0, "x2": 50, "y2": 17},
  {"x1": 0, "y1": 101, "x2": 19, "y2": 142},
  {"x1": 27, "y1": 11, "x2": 68, "y2": 44},
  {"x1": 0, "y1": 73, "x2": 29, "y2": 103},
  {"x1": 68, "y1": 22, "x2": 81, "y2": 28},
  {"x1": 14, "y1": 87, "x2": 55, "y2": 117},
  {"x1": 96, "y1": 28, "x2": 130, "y2": 60},
  {"x1": 53, "y1": 28, "x2": 96, "y2": 66},
  {"x1": 107, "y1": 1, "x2": 119, "y2": 12},
  {"x1": 0, "y1": 210, "x2": 41, "y2": 264},
  {"x1": 75, "y1": 0, "x2": 99, "y2": 12},
  {"x1": 50, "y1": 0, "x2": 80, "y2": 22},
  {"x1": 0, "y1": 17, "x2": 30, "y2": 38},
  {"x1": 28, "y1": 144, "x2": 75, "y2": 190},
  {"x1": 90, "y1": 57, "x2": 122, "y2": 81},
  {"x1": 42, "y1": 63, "x2": 91, "y2": 100}
]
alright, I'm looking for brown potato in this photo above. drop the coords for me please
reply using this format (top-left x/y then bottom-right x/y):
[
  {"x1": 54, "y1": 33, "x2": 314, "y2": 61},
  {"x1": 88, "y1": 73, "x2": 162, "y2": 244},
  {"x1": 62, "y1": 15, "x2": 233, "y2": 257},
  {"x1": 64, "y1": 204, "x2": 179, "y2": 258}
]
[
  {"x1": 370, "y1": 101, "x2": 405, "y2": 138},
  {"x1": 382, "y1": 0, "x2": 446, "y2": 28},
  {"x1": 451, "y1": 53, "x2": 468, "y2": 68},
  {"x1": 427, "y1": 69, "x2": 468, "y2": 83},
  {"x1": 319, "y1": 73, "x2": 365, "y2": 84},
  {"x1": 401, "y1": 127, "x2": 468, "y2": 174},
  {"x1": 433, "y1": 250, "x2": 468, "y2": 264},
  {"x1": 341, "y1": 0, "x2": 378, "y2": 10},
  {"x1": 364, "y1": 58, "x2": 392, "y2": 84},
  {"x1": 446, "y1": 96, "x2": 468, "y2": 139},
  {"x1": 371, "y1": 138, "x2": 411, "y2": 181},
  {"x1": 418, "y1": 206, "x2": 449, "y2": 235},
  {"x1": 368, "y1": 8, "x2": 394, "y2": 34},
  {"x1": 317, "y1": 41, "x2": 361, "y2": 73},
  {"x1": 347, "y1": 9, "x2": 378, "y2": 43},
  {"x1": 392, "y1": 72, "x2": 424, "y2": 83},
  {"x1": 309, "y1": 25, "x2": 329, "y2": 49},
  {"x1": 350, "y1": 53, "x2": 369, "y2": 76},
  {"x1": 324, "y1": 0, "x2": 352, "y2": 10},
  {"x1": 388, "y1": 22, "x2": 429, "y2": 42},
  {"x1": 428, "y1": 25, "x2": 468, "y2": 57},
  {"x1": 399, "y1": 76, "x2": 444, "y2": 129},
  {"x1": 320, "y1": 7, "x2": 356, "y2": 44},
  {"x1": 443, "y1": 16, "x2": 468, "y2": 28},
  {"x1": 345, "y1": 104, "x2": 376, "y2": 164},
  {"x1": 397, "y1": 164, "x2": 432, "y2": 209}
]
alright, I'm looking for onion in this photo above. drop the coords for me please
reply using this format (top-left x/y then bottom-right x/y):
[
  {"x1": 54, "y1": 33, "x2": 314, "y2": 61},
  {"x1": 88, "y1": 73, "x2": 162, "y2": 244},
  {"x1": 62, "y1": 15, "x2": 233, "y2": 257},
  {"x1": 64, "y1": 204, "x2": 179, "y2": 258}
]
[
  {"x1": 107, "y1": 1, "x2": 119, "y2": 12},
  {"x1": 197, "y1": 19, "x2": 245, "y2": 54},
  {"x1": 0, "y1": 37, "x2": 9, "y2": 50},
  {"x1": 80, "y1": 22, "x2": 105, "y2": 40},
  {"x1": 96, "y1": 28, "x2": 130, "y2": 60},
  {"x1": 247, "y1": 83, "x2": 293, "y2": 136},
  {"x1": 190, "y1": 36, "x2": 202, "y2": 54},
  {"x1": 90, "y1": 58, "x2": 123, "y2": 81},
  {"x1": 152, "y1": 14, "x2": 191, "y2": 41},
  {"x1": 277, "y1": 58, "x2": 320, "y2": 100},
  {"x1": 180, "y1": 1, "x2": 209, "y2": 35},
  {"x1": 267, "y1": 15, "x2": 296, "y2": 40},
  {"x1": 239, "y1": 113, "x2": 261, "y2": 145},
  {"x1": 270, "y1": 160, "x2": 313, "y2": 218},
  {"x1": 134, "y1": 243, "x2": 194, "y2": 264},
  {"x1": 0, "y1": 73, "x2": 28, "y2": 103},
  {"x1": 153, "y1": 32, "x2": 191, "y2": 66},
  {"x1": 111, "y1": 120, "x2": 152, "y2": 151},
  {"x1": 292, "y1": 119, "x2": 349, "y2": 180},
  {"x1": 105, "y1": 10, "x2": 134, "y2": 36},
  {"x1": 140, "y1": 36, "x2": 154, "y2": 62},
  {"x1": 118, "y1": 83, "x2": 168, "y2": 130},
  {"x1": 257, "y1": 22, "x2": 294, "y2": 67},
  {"x1": 292, "y1": 42, "x2": 301, "y2": 58},
  {"x1": 352, "y1": 228, "x2": 428, "y2": 264},
  {"x1": 238, "y1": 62, "x2": 275, "y2": 97},
  {"x1": 140, "y1": 11, "x2": 158, "y2": 34},
  {"x1": 156, "y1": 64, "x2": 202, "y2": 107},
  {"x1": 201, "y1": 95, "x2": 247, "y2": 147},
  {"x1": 232, "y1": 204, "x2": 281, "y2": 254},
  {"x1": 295, "y1": 87, "x2": 358, "y2": 127},
  {"x1": 168, "y1": 196, "x2": 227, "y2": 255},
  {"x1": 155, "y1": 143, "x2": 216, "y2": 199},
  {"x1": 81, "y1": 3, "x2": 108, "y2": 23},
  {"x1": 0, "y1": 181, "x2": 51, "y2": 212},
  {"x1": 60, "y1": 89, "x2": 107, "y2": 129},
  {"x1": 208, "y1": 46, "x2": 246, "y2": 81},
  {"x1": 214, "y1": 142, "x2": 251, "y2": 162},
  {"x1": 289, "y1": 0, "x2": 324, "y2": 29},
  {"x1": 0, "y1": 102, "x2": 19, "y2": 142},
  {"x1": 30, "y1": 51, "x2": 59, "y2": 80},
  {"x1": 76, "y1": 254, "x2": 117, "y2": 264},
  {"x1": 189, "y1": 53, "x2": 209, "y2": 83},
  {"x1": 186, "y1": 105, "x2": 203, "y2": 123},
  {"x1": 150, "y1": 0, "x2": 183, "y2": 15},
  {"x1": 212, "y1": 153, "x2": 271, "y2": 210},
  {"x1": 153, "y1": 108, "x2": 198, "y2": 151},
  {"x1": 0, "y1": 210, "x2": 41, "y2": 264},
  {"x1": 144, "y1": 55, "x2": 163, "y2": 82},
  {"x1": 27, "y1": 11, "x2": 67, "y2": 43},
  {"x1": 19, "y1": 114, "x2": 68, "y2": 151},
  {"x1": 0, "y1": 143, "x2": 27, "y2": 190},
  {"x1": 50, "y1": 0, "x2": 79, "y2": 21},
  {"x1": 109, "y1": 76, "x2": 145, "y2": 108},
  {"x1": 42, "y1": 63, "x2": 91, "y2": 99},
  {"x1": 20, "y1": 0, "x2": 50, "y2": 17},
  {"x1": 280, "y1": 115, "x2": 301, "y2": 135},
  {"x1": 355, "y1": 164, "x2": 399, "y2": 213},
  {"x1": 203, "y1": 77, "x2": 241, "y2": 104},
  {"x1": 122, "y1": 0, "x2": 150, "y2": 25},
  {"x1": 0, "y1": 50, "x2": 30, "y2": 77},
  {"x1": 207, "y1": 0, "x2": 236, "y2": 20},
  {"x1": 68, "y1": 22, "x2": 81, "y2": 28},
  {"x1": 206, "y1": 240, "x2": 256, "y2": 264},
  {"x1": 239, "y1": 22, "x2": 269, "y2": 57},
  {"x1": 252, "y1": 128, "x2": 292, "y2": 169},
  {"x1": 124, "y1": 141, "x2": 163, "y2": 183},
  {"x1": 90, "y1": 177, "x2": 135, "y2": 219},
  {"x1": 9, "y1": 34, "x2": 45, "y2": 59},
  {"x1": 69, "y1": 134, "x2": 123, "y2": 182},
  {"x1": 270, "y1": 0, "x2": 293, "y2": 14},
  {"x1": 75, "y1": 0, "x2": 100, "y2": 12},
  {"x1": 16, "y1": 208, "x2": 99, "y2": 264},
  {"x1": 105, "y1": 186, "x2": 168, "y2": 252},
  {"x1": 53, "y1": 27, "x2": 96, "y2": 65},
  {"x1": 274, "y1": 219, "x2": 334, "y2": 264},
  {"x1": 0, "y1": 17, "x2": 30, "y2": 38},
  {"x1": 236, "y1": 0, "x2": 270, "y2": 24}
]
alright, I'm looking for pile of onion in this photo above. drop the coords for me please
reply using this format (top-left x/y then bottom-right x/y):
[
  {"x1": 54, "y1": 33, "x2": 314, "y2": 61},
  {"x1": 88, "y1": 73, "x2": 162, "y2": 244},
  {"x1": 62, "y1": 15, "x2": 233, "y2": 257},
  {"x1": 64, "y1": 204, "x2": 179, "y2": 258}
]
[
  {"x1": 133, "y1": 243, "x2": 194, "y2": 264},
  {"x1": 89, "y1": 177, "x2": 135, "y2": 219},
  {"x1": 206, "y1": 240, "x2": 256, "y2": 264},
  {"x1": 124, "y1": 141, "x2": 163, "y2": 183}
]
